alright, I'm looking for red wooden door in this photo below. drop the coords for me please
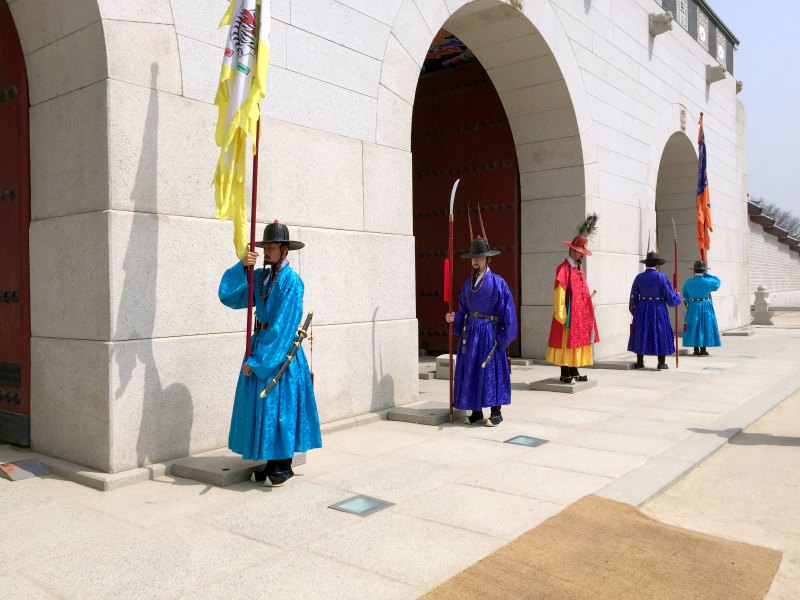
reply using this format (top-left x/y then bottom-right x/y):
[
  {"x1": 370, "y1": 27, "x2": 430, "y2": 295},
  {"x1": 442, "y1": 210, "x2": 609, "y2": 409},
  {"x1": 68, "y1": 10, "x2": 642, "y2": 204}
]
[
  {"x1": 0, "y1": 3, "x2": 31, "y2": 445},
  {"x1": 412, "y1": 59, "x2": 520, "y2": 355}
]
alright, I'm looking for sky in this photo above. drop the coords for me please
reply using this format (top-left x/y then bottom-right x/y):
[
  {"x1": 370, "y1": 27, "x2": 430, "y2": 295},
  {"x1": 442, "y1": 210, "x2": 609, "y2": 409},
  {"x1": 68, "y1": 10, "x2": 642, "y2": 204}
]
[{"x1": 711, "y1": 1, "x2": 800, "y2": 213}]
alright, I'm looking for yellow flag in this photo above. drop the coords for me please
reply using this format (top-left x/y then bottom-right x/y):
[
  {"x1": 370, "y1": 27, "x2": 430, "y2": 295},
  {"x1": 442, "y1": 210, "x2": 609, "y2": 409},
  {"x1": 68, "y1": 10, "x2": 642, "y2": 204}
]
[{"x1": 214, "y1": 0, "x2": 270, "y2": 259}]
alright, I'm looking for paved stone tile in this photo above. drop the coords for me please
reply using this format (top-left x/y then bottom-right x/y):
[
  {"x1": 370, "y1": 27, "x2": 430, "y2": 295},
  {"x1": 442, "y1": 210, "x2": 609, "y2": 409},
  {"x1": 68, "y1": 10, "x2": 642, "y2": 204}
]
[
  {"x1": 597, "y1": 456, "x2": 694, "y2": 506},
  {"x1": 512, "y1": 442, "x2": 649, "y2": 478},
  {"x1": 193, "y1": 482, "x2": 357, "y2": 549},
  {"x1": 460, "y1": 461, "x2": 611, "y2": 505},
  {"x1": 555, "y1": 429, "x2": 677, "y2": 457},
  {"x1": 590, "y1": 415, "x2": 696, "y2": 441},
  {"x1": 392, "y1": 435, "x2": 526, "y2": 468},
  {"x1": 510, "y1": 404, "x2": 611, "y2": 427},
  {"x1": 0, "y1": 575, "x2": 53, "y2": 600},
  {"x1": 645, "y1": 396, "x2": 737, "y2": 414},
  {"x1": 304, "y1": 512, "x2": 503, "y2": 588},
  {"x1": 291, "y1": 448, "x2": 368, "y2": 481},
  {"x1": 0, "y1": 473, "x2": 98, "y2": 519},
  {"x1": 310, "y1": 454, "x2": 470, "y2": 503},
  {"x1": 621, "y1": 405, "x2": 719, "y2": 425},
  {"x1": 554, "y1": 385, "x2": 657, "y2": 412},
  {"x1": 0, "y1": 504, "x2": 142, "y2": 573},
  {"x1": 21, "y1": 520, "x2": 280, "y2": 600},
  {"x1": 321, "y1": 423, "x2": 432, "y2": 456},
  {"x1": 180, "y1": 548, "x2": 418, "y2": 600},
  {"x1": 453, "y1": 419, "x2": 575, "y2": 444},
  {"x1": 395, "y1": 483, "x2": 562, "y2": 541},
  {"x1": 369, "y1": 417, "x2": 463, "y2": 436}
]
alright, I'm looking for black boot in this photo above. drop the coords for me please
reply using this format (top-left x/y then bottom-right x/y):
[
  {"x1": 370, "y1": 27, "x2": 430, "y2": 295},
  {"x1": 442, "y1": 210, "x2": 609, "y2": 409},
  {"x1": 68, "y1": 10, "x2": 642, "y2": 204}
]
[
  {"x1": 699, "y1": 347, "x2": 710, "y2": 356},
  {"x1": 633, "y1": 354, "x2": 645, "y2": 369},
  {"x1": 569, "y1": 366, "x2": 588, "y2": 382},
  {"x1": 657, "y1": 355, "x2": 668, "y2": 370},
  {"x1": 265, "y1": 457, "x2": 294, "y2": 487},
  {"x1": 692, "y1": 347, "x2": 700, "y2": 356},
  {"x1": 251, "y1": 460, "x2": 275, "y2": 483},
  {"x1": 486, "y1": 407, "x2": 503, "y2": 427},
  {"x1": 467, "y1": 410, "x2": 485, "y2": 424},
  {"x1": 559, "y1": 366, "x2": 574, "y2": 384}
]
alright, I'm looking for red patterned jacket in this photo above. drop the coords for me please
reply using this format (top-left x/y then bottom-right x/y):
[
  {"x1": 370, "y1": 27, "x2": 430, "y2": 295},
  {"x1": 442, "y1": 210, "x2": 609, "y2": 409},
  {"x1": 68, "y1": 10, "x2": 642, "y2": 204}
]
[{"x1": 547, "y1": 259, "x2": 599, "y2": 349}]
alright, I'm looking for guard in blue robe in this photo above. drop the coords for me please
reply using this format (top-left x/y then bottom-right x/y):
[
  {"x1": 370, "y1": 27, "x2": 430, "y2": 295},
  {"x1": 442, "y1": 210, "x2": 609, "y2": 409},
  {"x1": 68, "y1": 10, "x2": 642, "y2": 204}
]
[
  {"x1": 219, "y1": 222, "x2": 321, "y2": 487},
  {"x1": 628, "y1": 251, "x2": 682, "y2": 370},
  {"x1": 682, "y1": 260, "x2": 721, "y2": 355},
  {"x1": 447, "y1": 237, "x2": 518, "y2": 427}
]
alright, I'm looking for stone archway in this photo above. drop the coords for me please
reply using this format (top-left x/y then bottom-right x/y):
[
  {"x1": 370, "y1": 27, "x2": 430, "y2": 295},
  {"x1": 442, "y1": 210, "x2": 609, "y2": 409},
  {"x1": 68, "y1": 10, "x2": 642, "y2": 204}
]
[{"x1": 384, "y1": 0, "x2": 594, "y2": 359}]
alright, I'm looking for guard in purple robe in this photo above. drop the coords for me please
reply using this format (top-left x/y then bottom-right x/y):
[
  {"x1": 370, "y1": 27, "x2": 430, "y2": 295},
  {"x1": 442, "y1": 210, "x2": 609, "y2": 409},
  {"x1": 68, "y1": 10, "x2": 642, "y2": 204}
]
[
  {"x1": 628, "y1": 251, "x2": 682, "y2": 370},
  {"x1": 445, "y1": 236, "x2": 518, "y2": 426}
]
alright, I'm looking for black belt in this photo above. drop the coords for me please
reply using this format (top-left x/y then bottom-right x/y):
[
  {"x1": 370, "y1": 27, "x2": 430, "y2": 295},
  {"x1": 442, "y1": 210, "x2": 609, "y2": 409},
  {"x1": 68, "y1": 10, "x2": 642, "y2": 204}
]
[
  {"x1": 687, "y1": 297, "x2": 711, "y2": 302},
  {"x1": 255, "y1": 321, "x2": 269, "y2": 330},
  {"x1": 633, "y1": 296, "x2": 664, "y2": 301},
  {"x1": 469, "y1": 312, "x2": 498, "y2": 321}
]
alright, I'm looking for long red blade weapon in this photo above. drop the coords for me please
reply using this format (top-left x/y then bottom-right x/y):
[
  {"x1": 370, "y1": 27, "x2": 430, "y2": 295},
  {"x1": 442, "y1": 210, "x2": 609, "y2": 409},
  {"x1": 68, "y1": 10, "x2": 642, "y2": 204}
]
[
  {"x1": 672, "y1": 216, "x2": 679, "y2": 368},
  {"x1": 444, "y1": 179, "x2": 460, "y2": 422},
  {"x1": 245, "y1": 119, "x2": 262, "y2": 359}
]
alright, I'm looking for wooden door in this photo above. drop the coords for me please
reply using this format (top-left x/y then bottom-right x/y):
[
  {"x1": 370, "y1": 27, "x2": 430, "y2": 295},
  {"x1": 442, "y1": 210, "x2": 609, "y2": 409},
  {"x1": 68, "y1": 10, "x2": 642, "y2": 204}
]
[
  {"x1": 412, "y1": 59, "x2": 520, "y2": 355},
  {"x1": 0, "y1": 2, "x2": 31, "y2": 445}
]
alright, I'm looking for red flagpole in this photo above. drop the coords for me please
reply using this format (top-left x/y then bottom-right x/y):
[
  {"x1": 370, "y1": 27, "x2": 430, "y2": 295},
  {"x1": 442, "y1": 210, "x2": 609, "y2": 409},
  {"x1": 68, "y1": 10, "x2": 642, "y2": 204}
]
[
  {"x1": 245, "y1": 119, "x2": 261, "y2": 359},
  {"x1": 448, "y1": 213, "x2": 454, "y2": 422}
]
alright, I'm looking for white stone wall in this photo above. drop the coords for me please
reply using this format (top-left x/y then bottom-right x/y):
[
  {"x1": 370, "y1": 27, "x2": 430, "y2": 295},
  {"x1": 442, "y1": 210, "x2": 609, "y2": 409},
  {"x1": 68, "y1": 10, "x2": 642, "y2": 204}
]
[
  {"x1": 748, "y1": 222, "x2": 800, "y2": 307},
  {"x1": 10, "y1": 0, "x2": 749, "y2": 471}
]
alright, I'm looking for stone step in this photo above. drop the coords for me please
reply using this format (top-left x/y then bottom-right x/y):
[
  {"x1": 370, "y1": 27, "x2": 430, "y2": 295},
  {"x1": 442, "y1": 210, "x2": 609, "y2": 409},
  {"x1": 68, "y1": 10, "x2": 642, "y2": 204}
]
[
  {"x1": 528, "y1": 377, "x2": 598, "y2": 394},
  {"x1": 387, "y1": 402, "x2": 467, "y2": 426},
  {"x1": 171, "y1": 449, "x2": 306, "y2": 487}
]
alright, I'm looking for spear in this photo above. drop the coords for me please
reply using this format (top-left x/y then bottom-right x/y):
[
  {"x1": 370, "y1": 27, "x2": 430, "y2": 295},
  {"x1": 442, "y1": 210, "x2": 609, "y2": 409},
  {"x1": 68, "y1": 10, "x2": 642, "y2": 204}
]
[
  {"x1": 444, "y1": 179, "x2": 460, "y2": 422},
  {"x1": 245, "y1": 119, "x2": 261, "y2": 359},
  {"x1": 672, "y1": 217, "x2": 679, "y2": 368}
]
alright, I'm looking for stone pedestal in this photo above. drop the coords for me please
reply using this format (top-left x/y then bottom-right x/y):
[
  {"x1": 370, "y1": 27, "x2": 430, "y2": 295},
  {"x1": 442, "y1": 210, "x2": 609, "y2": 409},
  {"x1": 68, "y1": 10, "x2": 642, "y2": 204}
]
[
  {"x1": 387, "y1": 402, "x2": 467, "y2": 426},
  {"x1": 752, "y1": 286, "x2": 774, "y2": 325},
  {"x1": 435, "y1": 354, "x2": 456, "y2": 380},
  {"x1": 170, "y1": 449, "x2": 306, "y2": 487},
  {"x1": 528, "y1": 378, "x2": 598, "y2": 394}
]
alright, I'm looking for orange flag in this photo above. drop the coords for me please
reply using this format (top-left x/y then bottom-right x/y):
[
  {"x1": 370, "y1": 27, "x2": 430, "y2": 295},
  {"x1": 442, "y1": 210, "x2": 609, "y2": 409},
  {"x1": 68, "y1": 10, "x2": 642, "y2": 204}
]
[{"x1": 696, "y1": 113, "x2": 712, "y2": 262}]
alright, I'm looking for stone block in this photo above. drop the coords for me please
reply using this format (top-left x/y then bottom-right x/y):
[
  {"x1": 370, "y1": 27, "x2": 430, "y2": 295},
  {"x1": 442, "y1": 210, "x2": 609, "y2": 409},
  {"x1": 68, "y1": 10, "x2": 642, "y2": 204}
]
[
  {"x1": 391, "y1": 0, "x2": 434, "y2": 66},
  {"x1": 291, "y1": 0, "x2": 391, "y2": 60},
  {"x1": 97, "y1": 0, "x2": 174, "y2": 24},
  {"x1": 30, "y1": 81, "x2": 109, "y2": 220},
  {"x1": 177, "y1": 35, "x2": 222, "y2": 104},
  {"x1": 25, "y1": 20, "x2": 107, "y2": 106},
  {"x1": 528, "y1": 377, "x2": 598, "y2": 393},
  {"x1": 108, "y1": 212, "x2": 245, "y2": 340},
  {"x1": 380, "y1": 34, "x2": 421, "y2": 104},
  {"x1": 435, "y1": 353, "x2": 456, "y2": 380},
  {"x1": 520, "y1": 166, "x2": 586, "y2": 200},
  {"x1": 593, "y1": 302, "x2": 633, "y2": 360},
  {"x1": 520, "y1": 304, "x2": 552, "y2": 359},
  {"x1": 107, "y1": 333, "x2": 244, "y2": 471},
  {"x1": 8, "y1": 0, "x2": 100, "y2": 55},
  {"x1": 521, "y1": 198, "x2": 585, "y2": 253},
  {"x1": 516, "y1": 135, "x2": 584, "y2": 173},
  {"x1": 387, "y1": 402, "x2": 467, "y2": 425},
  {"x1": 477, "y1": 32, "x2": 550, "y2": 70},
  {"x1": 722, "y1": 327, "x2": 755, "y2": 336},
  {"x1": 30, "y1": 338, "x2": 111, "y2": 472},
  {"x1": 510, "y1": 357, "x2": 534, "y2": 366},
  {"x1": 376, "y1": 85, "x2": 412, "y2": 151},
  {"x1": 260, "y1": 119, "x2": 364, "y2": 230},
  {"x1": 499, "y1": 79, "x2": 574, "y2": 119},
  {"x1": 363, "y1": 143, "x2": 413, "y2": 235},
  {"x1": 103, "y1": 21, "x2": 182, "y2": 95},
  {"x1": 287, "y1": 26, "x2": 381, "y2": 97},
  {"x1": 264, "y1": 65, "x2": 377, "y2": 141},
  {"x1": 419, "y1": 372, "x2": 434, "y2": 380},
  {"x1": 310, "y1": 320, "x2": 419, "y2": 423},
  {"x1": 170, "y1": 0, "x2": 230, "y2": 48},
  {"x1": 520, "y1": 252, "x2": 569, "y2": 306},
  {"x1": 414, "y1": 0, "x2": 450, "y2": 41},
  {"x1": 508, "y1": 107, "x2": 579, "y2": 146},
  {"x1": 297, "y1": 228, "x2": 416, "y2": 325},
  {"x1": 107, "y1": 80, "x2": 217, "y2": 217},
  {"x1": 336, "y1": 0, "x2": 404, "y2": 25},
  {"x1": 30, "y1": 212, "x2": 110, "y2": 340},
  {"x1": 454, "y1": 11, "x2": 530, "y2": 49},
  {"x1": 488, "y1": 55, "x2": 563, "y2": 94},
  {"x1": 170, "y1": 449, "x2": 306, "y2": 486},
  {"x1": 586, "y1": 359, "x2": 634, "y2": 370}
]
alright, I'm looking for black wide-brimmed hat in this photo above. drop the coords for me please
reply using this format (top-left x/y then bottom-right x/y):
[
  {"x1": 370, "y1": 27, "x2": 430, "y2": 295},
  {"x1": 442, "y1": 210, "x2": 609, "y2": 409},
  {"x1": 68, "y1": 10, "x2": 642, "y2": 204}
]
[
  {"x1": 640, "y1": 251, "x2": 666, "y2": 266},
  {"x1": 461, "y1": 236, "x2": 501, "y2": 259},
  {"x1": 690, "y1": 260, "x2": 709, "y2": 273},
  {"x1": 254, "y1": 221, "x2": 304, "y2": 250}
]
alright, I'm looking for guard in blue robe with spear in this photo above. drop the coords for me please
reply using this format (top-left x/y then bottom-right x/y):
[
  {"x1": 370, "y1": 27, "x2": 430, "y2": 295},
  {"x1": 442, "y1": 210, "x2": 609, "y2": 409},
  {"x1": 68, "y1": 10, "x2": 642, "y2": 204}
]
[
  {"x1": 219, "y1": 221, "x2": 321, "y2": 487},
  {"x1": 445, "y1": 208, "x2": 518, "y2": 426}
]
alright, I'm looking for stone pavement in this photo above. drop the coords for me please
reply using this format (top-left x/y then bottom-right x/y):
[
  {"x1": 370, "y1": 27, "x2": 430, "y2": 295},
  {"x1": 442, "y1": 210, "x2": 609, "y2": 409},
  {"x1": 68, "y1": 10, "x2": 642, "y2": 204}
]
[
  {"x1": 644, "y1": 386, "x2": 800, "y2": 599},
  {"x1": 2, "y1": 328, "x2": 800, "y2": 599}
]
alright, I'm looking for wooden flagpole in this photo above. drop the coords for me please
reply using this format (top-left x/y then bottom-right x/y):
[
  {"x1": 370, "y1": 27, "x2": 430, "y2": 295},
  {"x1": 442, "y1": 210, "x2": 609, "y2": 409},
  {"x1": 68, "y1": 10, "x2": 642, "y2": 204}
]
[{"x1": 245, "y1": 119, "x2": 261, "y2": 359}]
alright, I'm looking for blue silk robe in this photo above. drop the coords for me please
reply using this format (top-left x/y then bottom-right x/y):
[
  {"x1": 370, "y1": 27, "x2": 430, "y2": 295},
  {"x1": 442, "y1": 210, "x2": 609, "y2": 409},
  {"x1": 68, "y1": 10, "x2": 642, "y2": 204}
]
[
  {"x1": 219, "y1": 262, "x2": 322, "y2": 461},
  {"x1": 682, "y1": 274, "x2": 721, "y2": 347},
  {"x1": 452, "y1": 270, "x2": 518, "y2": 411},
  {"x1": 628, "y1": 268, "x2": 682, "y2": 356}
]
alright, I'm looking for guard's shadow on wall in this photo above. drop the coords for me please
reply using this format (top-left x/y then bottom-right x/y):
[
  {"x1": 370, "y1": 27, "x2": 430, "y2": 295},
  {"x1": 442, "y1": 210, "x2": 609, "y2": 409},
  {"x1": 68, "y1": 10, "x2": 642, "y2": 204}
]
[
  {"x1": 113, "y1": 63, "x2": 193, "y2": 470},
  {"x1": 371, "y1": 307, "x2": 395, "y2": 412}
]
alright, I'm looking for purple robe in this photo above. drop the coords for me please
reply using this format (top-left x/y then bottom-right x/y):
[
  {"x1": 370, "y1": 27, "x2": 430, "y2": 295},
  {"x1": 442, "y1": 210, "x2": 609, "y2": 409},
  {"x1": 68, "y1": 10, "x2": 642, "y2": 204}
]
[
  {"x1": 452, "y1": 270, "x2": 518, "y2": 411},
  {"x1": 628, "y1": 268, "x2": 681, "y2": 356}
]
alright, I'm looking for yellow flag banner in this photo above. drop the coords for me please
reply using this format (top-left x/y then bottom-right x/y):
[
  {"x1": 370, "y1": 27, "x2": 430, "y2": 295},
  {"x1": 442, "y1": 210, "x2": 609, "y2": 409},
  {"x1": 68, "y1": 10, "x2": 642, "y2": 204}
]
[{"x1": 213, "y1": 0, "x2": 270, "y2": 259}]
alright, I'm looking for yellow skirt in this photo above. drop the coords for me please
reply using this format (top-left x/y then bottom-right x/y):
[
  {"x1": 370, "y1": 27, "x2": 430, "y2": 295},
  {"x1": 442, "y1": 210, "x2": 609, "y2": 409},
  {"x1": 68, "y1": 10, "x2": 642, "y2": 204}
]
[{"x1": 546, "y1": 327, "x2": 593, "y2": 367}]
